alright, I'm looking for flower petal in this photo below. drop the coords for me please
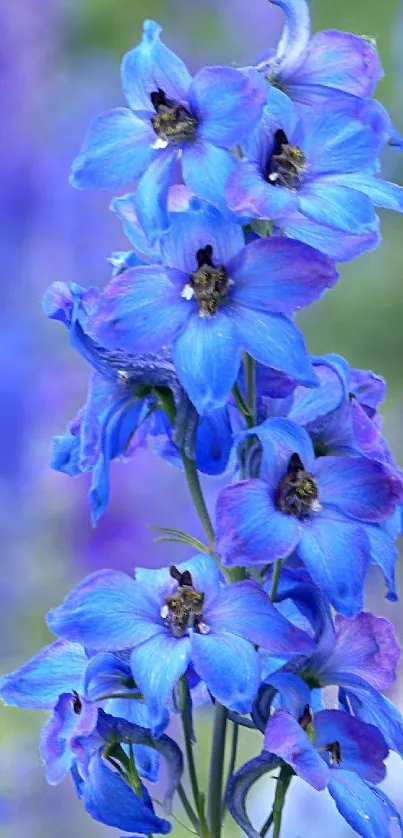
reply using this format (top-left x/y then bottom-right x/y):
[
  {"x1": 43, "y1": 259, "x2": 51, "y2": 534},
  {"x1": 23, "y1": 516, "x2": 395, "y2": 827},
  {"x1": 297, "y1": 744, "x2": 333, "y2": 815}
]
[
  {"x1": 226, "y1": 752, "x2": 281, "y2": 838},
  {"x1": 191, "y1": 630, "x2": 260, "y2": 713},
  {"x1": 196, "y1": 407, "x2": 233, "y2": 476},
  {"x1": 40, "y1": 694, "x2": 98, "y2": 785},
  {"x1": 121, "y1": 19, "x2": 192, "y2": 112},
  {"x1": 335, "y1": 674, "x2": 403, "y2": 756},
  {"x1": 299, "y1": 103, "x2": 381, "y2": 176},
  {"x1": 131, "y1": 634, "x2": 191, "y2": 737},
  {"x1": 190, "y1": 67, "x2": 266, "y2": 147},
  {"x1": 182, "y1": 140, "x2": 236, "y2": 212},
  {"x1": 291, "y1": 30, "x2": 383, "y2": 97},
  {"x1": 264, "y1": 710, "x2": 329, "y2": 790},
  {"x1": 205, "y1": 580, "x2": 315, "y2": 655},
  {"x1": 70, "y1": 108, "x2": 156, "y2": 190},
  {"x1": 328, "y1": 770, "x2": 393, "y2": 838},
  {"x1": 313, "y1": 456, "x2": 403, "y2": 522},
  {"x1": 89, "y1": 266, "x2": 188, "y2": 354},
  {"x1": 298, "y1": 184, "x2": 376, "y2": 234},
  {"x1": 0, "y1": 640, "x2": 87, "y2": 710},
  {"x1": 173, "y1": 311, "x2": 242, "y2": 414},
  {"x1": 215, "y1": 478, "x2": 300, "y2": 568},
  {"x1": 230, "y1": 236, "x2": 337, "y2": 314},
  {"x1": 320, "y1": 172, "x2": 403, "y2": 213},
  {"x1": 230, "y1": 305, "x2": 317, "y2": 386},
  {"x1": 315, "y1": 710, "x2": 387, "y2": 784},
  {"x1": 160, "y1": 199, "x2": 244, "y2": 272},
  {"x1": 282, "y1": 212, "x2": 380, "y2": 261},
  {"x1": 361, "y1": 522, "x2": 398, "y2": 602},
  {"x1": 47, "y1": 570, "x2": 164, "y2": 650},
  {"x1": 226, "y1": 161, "x2": 298, "y2": 220},
  {"x1": 133, "y1": 148, "x2": 179, "y2": 242},
  {"x1": 297, "y1": 515, "x2": 370, "y2": 617},
  {"x1": 271, "y1": 0, "x2": 311, "y2": 78}
]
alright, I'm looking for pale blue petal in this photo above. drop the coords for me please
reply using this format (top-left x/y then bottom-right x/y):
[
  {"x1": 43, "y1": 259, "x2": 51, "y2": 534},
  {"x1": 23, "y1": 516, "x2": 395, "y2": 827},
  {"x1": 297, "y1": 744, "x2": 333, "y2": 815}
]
[
  {"x1": 0, "y1": 640, "x2": 86, "y2": 710},
  {"x1": 130, "y1": 634, "x2": 191, "y2": 737},
  {"x1": 191, "y1": 630, "x2": 260, "y2": 713},
  {"x1": 159, "y1": 199, "x2": 244, "y2": 272},
  {"x1": 271, "y1": 0, "x2": 311, "y2": 78},
  {"x1": 190, "y1": 67, "x2": 266, "y2": 146},
  {"x1": 328, "y1": 771, "x2": 393, "y2": 838},
  {"x1": 282, "y1": 212, "x2": 380, "y2": 261},
  {"x1": 182, "y1": 140, "x2": 236, "y2": 212},
  {"x1": 298, "y1": 184, "x2": 376, "y2": 234},
  {"x1": 134, "y1": 148, "x2": 179, "y2": 242}
]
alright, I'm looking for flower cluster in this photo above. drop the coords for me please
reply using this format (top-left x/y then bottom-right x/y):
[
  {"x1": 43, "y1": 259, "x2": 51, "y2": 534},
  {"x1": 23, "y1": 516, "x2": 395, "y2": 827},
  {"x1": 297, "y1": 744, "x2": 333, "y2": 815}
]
[{"x1": 2, "y1": 2, "x2": 403, "y2": 837}]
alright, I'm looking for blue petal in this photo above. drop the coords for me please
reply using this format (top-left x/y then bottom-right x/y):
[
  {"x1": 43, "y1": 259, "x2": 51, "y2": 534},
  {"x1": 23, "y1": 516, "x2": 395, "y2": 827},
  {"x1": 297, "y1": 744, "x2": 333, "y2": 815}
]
[
  {"x1": 216, "y1": 478, "x2": 300, "y2": 567},
  {"x1": 230, "y1": 236, "x2": 337, "y2": 314},
  {"x1": 40, "y1": 693, "x2": 98, "y2": 785},
  {"x1": 106, "y1": 699, "x2": 160, "y2": 782},
  {"x1": 328, "y1": 770, "x2": 393, "y2": 838},
  {"x1": 51, "y1": 429, "x2": 83, "y2": 477},
  {"x1": 0, "y1": 641, "x2": 87, "y2": 709},
  {"x1": 226, "y1": 161, "x2": 298, "y2": 220},
  {"x1": 289, "y1": 355, "x2": 348, "y2": 427},
  {"x1": 82, "y1": 752, "x2": 171, "y2": 834},
  {"x1": 173, "y1": 311, "x2": 242, "y2": 414},
  {"x1": 130, "y1": 634, "x2": 191, "y2": 737},
  {"x1": 313, "y1": 456, "x2": 403, "y2": 522},
  {"x1": 321, "y1": 172, "x2": 403, "y2": 213},
  {"x1": 297, "y1": 515, "x2": 370, "y2": 617},
  {"x1": 270, "y1": 0, "x2": 311, "y2": 79},
  {"x1": 361, "y1": 523, "x2": 398, "y2": 602},
  {"x1": 70, "y1": 109, "x2": 156, "y2": 190},
  {"x1": 160, "y1": 199, "x2": 244, "y2": 272},
  {"x1": 191, "y1": 630, "x2": 260, "y2": 713},
  {"x1": 267, "y1": 672, "x2": 311, "y2": 718},
  {"x1": 89, "y1": 266, "x2": 189, "y2": 354},
  {"x1": 189, "y1": 67, "x2": 266, "y2": 147},
  {"x1": 84, "y1": 652, "x2": 136, "y2": 701},
  {"x1": 289, "y1": 30, "x2": 383, "y2": 97},
  {"x1": 134, "y1": 148, "x2": 178, "y2": 243},
  {"x1": 111, "y1": 193, "x2": 162, "y2": 262},
  {"x1": 298, "y1": 184, "x2": 376, "y2": 234},
  {"x1": 315, "y1": 710, "x2": 387, "y2": 783},
  {"x1": 229, "y1": 305, "x2": 317, "y2": 386},
  {"x1": 226, "y1": 752, "x2": 281, "y2": 838},
  {"x1": 196, "y1": 407, "x2": 233, "y2": 476},
  {"x1": 338, "y1": 674, "x2": 403, "y2": 756},
  {"x1": 121, "y1": 20, "x2": 192, "y2": 112},
  {"x1": 299, "y1": 103, "x2": 381, "y2": 176},
  {"x1": 264, "y1": 710, "x2": 329, "y2": 790},
  {"x1": 182, "y1": 140, "x2": 236, "y2": 213},
  {"x1": 282, "y1": 212, "x2": 380, "y2": 261},
  {"x1": 261, "y1": 87, "x2": 301, "y2": 143},
  {"x1": 47, "y1": 570, "x2": 164, "y2": 650},
  {"x1": 251, "y1": 416, "x2": 316, "y2": 486}
]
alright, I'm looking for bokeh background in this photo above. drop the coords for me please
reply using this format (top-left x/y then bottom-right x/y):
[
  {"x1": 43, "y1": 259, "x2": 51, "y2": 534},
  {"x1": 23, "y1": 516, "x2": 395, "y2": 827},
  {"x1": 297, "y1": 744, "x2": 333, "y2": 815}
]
[{"x1": 1, "y1": 0, "x2": 403, "y2": 834}]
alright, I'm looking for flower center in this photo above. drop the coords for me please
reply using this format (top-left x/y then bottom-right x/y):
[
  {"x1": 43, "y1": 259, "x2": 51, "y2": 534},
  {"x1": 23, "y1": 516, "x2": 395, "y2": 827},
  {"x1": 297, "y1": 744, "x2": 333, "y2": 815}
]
[
  {"x1": 265, "y1": 128, "x2": 306, "y2": 189},
  {"x1": 276, "y1": 452, "x2": 321, "y2": 518},
  {"x1": 182, "y1": 245, "x2": 231, "y2": 317},
  {"x1": 150, "y1": 88, "x2": 197, "y2": 147},
  {"x1": 160, "y1": 565, "x2": 210, "y2": 638},
  {"x1": 72, "y1": 691, "x2": 82, "y2": 715}
]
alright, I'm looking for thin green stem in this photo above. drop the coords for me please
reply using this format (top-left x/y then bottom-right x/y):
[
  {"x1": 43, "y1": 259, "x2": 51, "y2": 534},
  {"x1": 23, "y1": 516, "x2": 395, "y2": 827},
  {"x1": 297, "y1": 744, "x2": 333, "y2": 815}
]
[
  {"x1": 232, "y1": 382, "x2": 254, "y2": 428},
  {"x1": 222, "y1": 720, "x2": 239, "y2": 820},
  {"x1": 270, "y1": 559, "x2": 283, "y2": 602},
  {"x1": 244, "y1": 353, "x2": 257, "y2": 425},
  {"x1": 178, "y1": 782, "x2": 201, "y2": 833},
  {"x1": 260, "y1": 811, "x2": 274, "y2": 837},
  {"x1": 272, "y1": 766, "x2": 293, "y2": 838},
  {"x1": 180, "y1": 679, "x2": 202, "y2": 815},
  {"x1": 207, "y1": 702, "x2": 228, "y2": 838},
  {"x1": 181, "y1": 448, "x2": 215, "y2": 548}
]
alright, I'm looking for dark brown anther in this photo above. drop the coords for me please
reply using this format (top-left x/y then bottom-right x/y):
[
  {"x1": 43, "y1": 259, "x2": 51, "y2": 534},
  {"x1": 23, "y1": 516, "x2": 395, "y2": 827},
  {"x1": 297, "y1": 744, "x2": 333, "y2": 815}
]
[{"x1": 72, "y1": 690, "x2": 82, "y2": 715}]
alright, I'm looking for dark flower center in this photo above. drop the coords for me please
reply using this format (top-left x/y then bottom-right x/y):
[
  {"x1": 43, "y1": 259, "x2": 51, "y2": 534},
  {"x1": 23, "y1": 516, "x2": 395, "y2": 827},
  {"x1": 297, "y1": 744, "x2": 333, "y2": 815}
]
[
  {"x1": 265, "y1": 128, "x2": 306, "y2": 189},
  {"x1": 276, "y1": 453, "x2": 321, "y2": 519},
  {"x1": 322, "y1": 741, "x2": 343, "y2": 767},
  {"x1": 161, "y1": 565, "x2": 209, "y2": 638},
  {"x1": 150, "y1": 88, "x2": 197, "y2": 145},
  {"x1": 183, "y1": 244, "x2": 231, "y2": 317},
  {"x1": 72, "y1": 690, "x2": 82, "y2": 715}
]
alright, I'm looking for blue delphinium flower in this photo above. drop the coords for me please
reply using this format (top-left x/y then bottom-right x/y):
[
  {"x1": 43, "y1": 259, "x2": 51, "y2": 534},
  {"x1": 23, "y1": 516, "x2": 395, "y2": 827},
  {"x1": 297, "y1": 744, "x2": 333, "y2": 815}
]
[
  {"x1": 70, "y1": 19, "x2": 267, "y2": 237},
  {"x1": 46, "y1": 554, "x2": 315, "y2": 735},
  {"x1": 87, "y1": 197, "x2": 338, "y2": 414},
  {"x1": 215, "y1": 418, "x2": 403, "y2": 615},
  {"x1": 227, "y1": 87, "x2": 403, "y2": 260}
]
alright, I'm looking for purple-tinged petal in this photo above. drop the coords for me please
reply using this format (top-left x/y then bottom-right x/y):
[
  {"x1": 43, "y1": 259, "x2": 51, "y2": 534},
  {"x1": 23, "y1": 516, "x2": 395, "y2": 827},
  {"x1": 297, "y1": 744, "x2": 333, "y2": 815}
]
[
  {"x1": 173, "y1": 311, "x2": 242, "y2": 414},
  {"x1": 321, "y1": 612, "x2": 400, "y2": 693},
  {"x1": 160, "y1": 199, "x2": 244, "y2": 272},
  {"x1": 230, "y1": 236, "x2": 337, "y2": 314},
  {"x1": 315, "y1": 710, "x2": 387, "y2": 783},
  {"x1": 70, "y1": 109, "x2": 156, "y2": 190},
  {"x1": 215, "y1": 478, "x2": 300, "y2": 568},
  {"x1": 252, "y1": 417, "x2": 316, "y2": 486},
  {"x1": 264, "y1": 710, "x2": 329, "y2": 790},
  {"x1": 205, "y1": 580, "x2": 315, "y2": 655},
  {"x1": 191, "y1": 630, "x2": 260, "y2": 713},
  {"x1": 47, "y1": 570, "x2": 164, "y2": 651},
  {"x1": 298, "y1": 184, "x2": 376, "y2": 234},
  {"x1": 84, "y1": 652, "x2": 136, "y2": 702},
  {"x1": 83, "y1": 752, "x2": 171, "y2": 834},
  {"x1": 0, "y1": 641, "x2": 86, "y2": 710},
  {"x1": 89, "y1": 266, "x2": 189, "y2": 354},
  {"x1": 268, "y1": 672, "x2": 311, "y2": 718},
  {"x1": 134, "y1": 148, "x2": 179, "y2": 242},
  {"x1": 182, "y1": 140, "x2": 236, "y2": 213},
  {"x1": 226, "y1": 752, "x2": 281, "y2": 838},
  {"x1": 361, "y1": 523, "x2": 398, "y2": 602},
  {"x1": 190, "y1": 67, "x2": 266, "y2": 147},
  {"x1": 297, "y1": 515, "x2": 370, "y2": 617},
  {"x1": 226, "y1": 161, "x2": 298, "y2": 220},
  {"x1": 319, "y1": 172, "x2": 403, "y2": 213},
  {"x1": 130, "y1": 634, "x2": 191, "y2": 737},
  {"x1": 313, "y1": 456, "x2": 403, "y2": 522},
  {"x1": 271, "y1": 0, "x2": 311, "y2": 78},
  {"x1": 299, "y1": 105, "x2": 381, "y2": 176},
  {"x1": 229, "y1": 304, "x2": 317, "y2": 386},
  {"x1": 121, "y1": 19, "x2": 192, "y2": 112},
  {"x1": 290, "y1": 30, "x2": 383, "y2": 97},
  {"x1": 328, "y1": 770, "x2": 393, "y2": 838},
  {"x1": 40, "y1": 694, "x2": 98, "y2": 785},
  {"x1": 282, "y1": 212, "x2": 380, "y2": 261},
  {"x1": 289, "y1": 356, "x2": 348, "y2": 427}
]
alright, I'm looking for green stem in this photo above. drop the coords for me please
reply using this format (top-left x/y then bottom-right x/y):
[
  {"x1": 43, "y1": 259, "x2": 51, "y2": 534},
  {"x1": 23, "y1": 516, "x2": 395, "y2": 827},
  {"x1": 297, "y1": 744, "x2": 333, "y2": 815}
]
[
  {"x1": 178, "y1": 782, "x2": 201, "y2": 833},
  {"x1": 180, "y1": 679, "x2": 202, "y2": 817},
  {"x1": 207, "y1": 702, "x2": 228, "y2": 838},
  {"x1": 244, "y1": 353, "x2": 257, "y2": 425},
  {"x1": 232, "y1": 382, "x2": 254, "y2": 428},
  {"x1": 270, "y1": 559, "x2": 283, "y2": 602},
  {"x1": 181, "y1": 448, "x2": 215, "y2": 549},
  {"x1": 260, "y1": 811, "x2": 274, "y2": 837},
  {"x1": 222, "y1": 720, "x2": 239, "y2": 820},
  {"x1": 272, "y1": 766, "x2": 293, "y2": 838}
]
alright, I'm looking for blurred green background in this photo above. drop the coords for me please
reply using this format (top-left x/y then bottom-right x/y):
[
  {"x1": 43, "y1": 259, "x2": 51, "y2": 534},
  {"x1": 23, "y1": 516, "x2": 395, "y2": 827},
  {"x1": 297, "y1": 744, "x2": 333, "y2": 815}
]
[{"x1": 0, "y1": 0, "x2": 402, "y2": 835}]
